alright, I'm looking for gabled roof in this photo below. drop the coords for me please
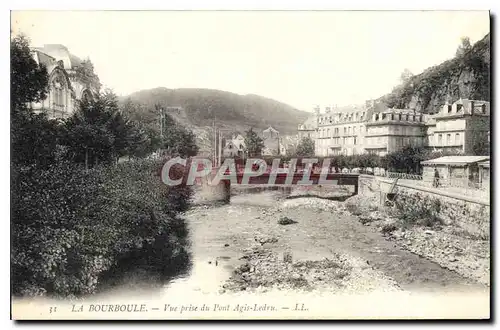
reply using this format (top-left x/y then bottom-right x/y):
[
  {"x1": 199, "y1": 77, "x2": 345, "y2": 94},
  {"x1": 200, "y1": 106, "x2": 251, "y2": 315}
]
[{"x1": 263, "y1": 126, "x2": 279, "y2": 133}]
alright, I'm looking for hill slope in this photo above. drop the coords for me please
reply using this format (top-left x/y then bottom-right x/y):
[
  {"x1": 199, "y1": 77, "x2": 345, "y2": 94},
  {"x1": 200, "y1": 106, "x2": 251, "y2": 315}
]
[
  {"x1": 122, "y1": 88, "x2": 310, "y2": 135},
  {"x1": 382, "y1": 33, "x2": 490, "y2": 113}
]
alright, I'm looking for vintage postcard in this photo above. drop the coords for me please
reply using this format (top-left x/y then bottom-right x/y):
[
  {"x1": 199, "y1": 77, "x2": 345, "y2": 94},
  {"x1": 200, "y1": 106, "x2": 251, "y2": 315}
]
[{"x1": 10, "y1": 10, "x2": 491, "y2": 320}]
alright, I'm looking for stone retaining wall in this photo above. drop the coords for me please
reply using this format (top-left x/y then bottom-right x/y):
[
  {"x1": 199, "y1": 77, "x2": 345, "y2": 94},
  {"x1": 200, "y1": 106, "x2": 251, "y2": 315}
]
[{"x1": 358, "y1": 175, "x2": 490, "y2": 238}]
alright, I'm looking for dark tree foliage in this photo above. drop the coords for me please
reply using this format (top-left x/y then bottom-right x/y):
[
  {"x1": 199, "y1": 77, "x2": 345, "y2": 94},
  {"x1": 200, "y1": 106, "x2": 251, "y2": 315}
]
[
  {"x1": 11, "y1": 36, "x2": 194, "y2": 299},
  {"x1": 11, "y1": 35, "x2": 49, "y2": 110},
  {"x1": 244, "y1": 128, "x2": 265, "y2": 157},
  {"x1": 60, "y1": 90, "x2": 142, "y2": 167},
  {"x1": 161, "y1": 112, "x2": 199, "y2": 157},
  {"x1": 10, "y1": 34, "x2": 60, "y2": 169},
  {"x1": 472, "y1": 140, "x2": 490, "y2": 156},
  {"x1": 295, "y1": 136, "x2": 315, "y2": 157}
]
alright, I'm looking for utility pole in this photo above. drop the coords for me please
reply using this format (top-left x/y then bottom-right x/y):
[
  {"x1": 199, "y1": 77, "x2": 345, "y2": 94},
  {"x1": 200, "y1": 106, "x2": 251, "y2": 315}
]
[
  {"x1": 218, "y1": 128, "x2": 223, "y2": 167},
  {"x1": 212, "y1": 108, "x2": 217, "y2": 168},
  {"x1": 158, "y1": 105, "x2": 164, "y2": 157}
]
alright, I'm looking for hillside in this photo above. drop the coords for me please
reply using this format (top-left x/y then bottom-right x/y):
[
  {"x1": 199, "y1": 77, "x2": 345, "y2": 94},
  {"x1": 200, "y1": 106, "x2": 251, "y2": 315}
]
[
  {"x1": 382, "y1": 33, "x2": 490, "y2": 113},
  {"x1": 122, "y1": 88, "x2": 310, "y2": 135}
]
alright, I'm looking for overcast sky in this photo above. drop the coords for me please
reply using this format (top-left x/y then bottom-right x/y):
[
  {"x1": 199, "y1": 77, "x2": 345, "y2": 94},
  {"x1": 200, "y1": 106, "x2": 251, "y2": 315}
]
[{"x1": 11, "y1": 11, "x2": 490, "y2": 111}]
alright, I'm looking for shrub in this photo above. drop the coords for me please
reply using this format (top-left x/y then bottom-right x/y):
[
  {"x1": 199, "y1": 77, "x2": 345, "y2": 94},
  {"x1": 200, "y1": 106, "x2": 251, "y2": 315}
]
[
  {"x1": 11, "y1": 159, "x2": 193, "y2": 298},
  {"x1": 393, "y1": 192, "x2": 443, "y2": 228}
]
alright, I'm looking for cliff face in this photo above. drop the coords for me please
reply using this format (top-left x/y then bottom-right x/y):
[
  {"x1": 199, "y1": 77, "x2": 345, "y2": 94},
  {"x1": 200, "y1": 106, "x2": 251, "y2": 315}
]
[{"x1": 383, "y1": 33, "x2": 490, "y2": 113}]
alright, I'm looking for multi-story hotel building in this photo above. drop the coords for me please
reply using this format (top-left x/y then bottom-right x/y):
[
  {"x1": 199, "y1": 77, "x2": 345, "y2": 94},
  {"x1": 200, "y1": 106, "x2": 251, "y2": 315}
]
[
  {"x1": 298, "y1": 98, "x2": 490, "y2": 157},
  {"x1": 425, "y1": 99, "x2": 490, "y2": 154},
  {"x1": 364, "y1": 109, "x2": 426, "y2": 156}
]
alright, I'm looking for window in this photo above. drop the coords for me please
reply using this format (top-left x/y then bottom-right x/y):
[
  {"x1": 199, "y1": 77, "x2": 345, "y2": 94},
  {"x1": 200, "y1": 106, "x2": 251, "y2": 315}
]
[
  {"x1": 348, "y1": 126, "x2": 351, "y2": 135},
  {"x1": 354, "y1": 137, "x2": 357, "y2": 145},
  {"x1": 344, "y1": 127, "x2": 347, "y2": 135},
  {"x1": 447, "y1": 105, "x2": 452, "y2": 113},
  {"x1": 353, "y1": 126, "x2": 357, "y2": 134},
  {"x1": 327, "y1": 128, "x2": 330, "y2": 137},
  {"x1": 457, "y1": 104, "x2": 463, "y2": 112},
  {"x1": 446, "y1": 134, "x2": 451, "y2": 145},
  {"x1": 343, "y1": 137, "x2": 346, "y2": 144},
  {"x1": 481, "y1": 104, "x2": 486, "y2": 114},
  {"x1": 455, "y1": 133, "x2": 460, "y2": 145},
  {"x1": 438, "y1": 134, "x2": 443, "y2": 144}
]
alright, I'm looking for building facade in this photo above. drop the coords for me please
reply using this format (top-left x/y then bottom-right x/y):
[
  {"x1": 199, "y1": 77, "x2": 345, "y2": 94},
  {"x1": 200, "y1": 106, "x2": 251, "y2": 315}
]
[
  {"x1": 425, "y1": 99, "x2": 490, "y2": 154},
  {"x1": 301, "y1": 104, "x2": 374, "y2": 156},
  {"x1": 223, "y1": 134, "x2": 246, "y2": 157},
  {"x1": 262, "y1": 126, "x2": 280, "y2": 156},
  {"x1": 29, "y1": 44, "x2": 101, "y2": 119},
  {"x1": 364, "y1": 109, "x2": 426, "y2": 156},
  {"x1": 298, "y1": 99, "x2": 490, "y2": 157}
]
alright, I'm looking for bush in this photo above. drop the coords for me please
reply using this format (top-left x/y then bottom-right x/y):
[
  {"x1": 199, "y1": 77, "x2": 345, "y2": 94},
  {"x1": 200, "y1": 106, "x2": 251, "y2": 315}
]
[
  {"x1": 11, "y1": 159, "x2": 193, "y2": 298},
  {"x1": 393, "y1": 192, "x2": 443, "y2": 228}
]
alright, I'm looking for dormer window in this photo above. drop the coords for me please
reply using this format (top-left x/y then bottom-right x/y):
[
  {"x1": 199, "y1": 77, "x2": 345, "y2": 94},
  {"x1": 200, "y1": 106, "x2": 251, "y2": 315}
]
[
  {"x1": 481, "y1": 104, "x2": 486, "y2": 114},
  {"x1": 447, "y1": 105, "x2": 452, "y2": 113},
  {"x1": 456, "y1": 104, "x2": 463, "y2": 113}
]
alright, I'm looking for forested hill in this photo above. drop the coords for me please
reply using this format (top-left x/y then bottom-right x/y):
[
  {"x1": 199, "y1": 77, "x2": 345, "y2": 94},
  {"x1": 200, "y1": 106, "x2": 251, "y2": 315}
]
[
  {"x1": 382, "y1": 33, "x2": 490, "y2": 113},
  {"x1": 121, "y1": 88, "x2": 310, "y2": 134}
]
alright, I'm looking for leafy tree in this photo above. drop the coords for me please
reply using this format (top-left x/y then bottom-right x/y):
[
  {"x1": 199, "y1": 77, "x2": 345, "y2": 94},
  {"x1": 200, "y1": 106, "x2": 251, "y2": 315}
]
[
  {"x1": 295, "y1": 136, "x2": 315, "y2": 157},
  {"x1": 61, "y1": 90, "x2": 138, "y2": 168},
  {"x1": 456, "y1": 36, "x2": 472, "y2": 57},
  {"x1": 470, "y1": 140, "x2": 490, "y2": 156},
  {"x1": 400, "y1": 68, "x2": 414, "y2": 84},
  {"x1": 10, "y1": 34, "x2": 60, "y2": 168},
  {"x1": 160, "y1": 112, "x2": 199, "y2": 158},
  {"x1": 244, "y1": 128, "x2": 265, "y2": 157},
  {"x1": 384, "y1": 146, "x2": 427, "y2": 173},
  {"x1": 11, "y1": 35, "x2": 49, "y2": 110}
]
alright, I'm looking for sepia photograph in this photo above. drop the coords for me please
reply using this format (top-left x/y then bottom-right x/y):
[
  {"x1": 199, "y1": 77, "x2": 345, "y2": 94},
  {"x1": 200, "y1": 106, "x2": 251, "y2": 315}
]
[{"x1": 9, "y1": 9, "x2": 491, "y2": 320}]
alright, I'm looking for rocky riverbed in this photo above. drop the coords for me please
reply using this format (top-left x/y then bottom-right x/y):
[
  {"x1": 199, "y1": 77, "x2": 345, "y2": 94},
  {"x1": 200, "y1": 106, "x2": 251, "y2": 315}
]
[
  {"x1": 181, "y1": 189, "x2": 487, "y2": 296},
  {"x1": 343, "y1": 192, "x2": 490, "y2": 286}
]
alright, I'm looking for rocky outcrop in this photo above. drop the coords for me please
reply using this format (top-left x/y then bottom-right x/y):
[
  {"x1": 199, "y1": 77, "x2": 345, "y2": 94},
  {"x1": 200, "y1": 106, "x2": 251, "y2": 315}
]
[{"x1": 383, "y1": 34, "x2": 490, "y2": 113}]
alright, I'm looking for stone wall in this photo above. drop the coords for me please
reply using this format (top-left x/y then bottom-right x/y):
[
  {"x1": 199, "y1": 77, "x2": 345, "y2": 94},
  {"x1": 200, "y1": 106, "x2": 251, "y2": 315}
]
[
  {"x1": 191, "y1": 177, "x2": 230, "y2": 204},
  {"x1": 375, "y1": 178, "x2": 490, "y2": 238}
]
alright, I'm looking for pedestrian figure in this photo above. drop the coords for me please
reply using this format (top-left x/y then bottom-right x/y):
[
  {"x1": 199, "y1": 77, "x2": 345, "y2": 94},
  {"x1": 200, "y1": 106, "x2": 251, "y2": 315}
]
[{"x1": 433, "y1": 168, "x2": 440, "y2": 188}]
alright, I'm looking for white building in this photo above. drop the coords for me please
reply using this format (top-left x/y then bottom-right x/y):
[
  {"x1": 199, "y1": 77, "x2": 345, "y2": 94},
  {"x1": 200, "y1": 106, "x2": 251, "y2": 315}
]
[{"x1": 28, "y1": 44, "x2": 101, "y2": 119}]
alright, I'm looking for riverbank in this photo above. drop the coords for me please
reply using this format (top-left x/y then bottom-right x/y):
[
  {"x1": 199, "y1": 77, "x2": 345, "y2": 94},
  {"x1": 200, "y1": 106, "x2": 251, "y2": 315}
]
[{"x1": 12, "y1": 190, "x2": 490, "y2": 319}]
